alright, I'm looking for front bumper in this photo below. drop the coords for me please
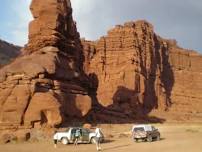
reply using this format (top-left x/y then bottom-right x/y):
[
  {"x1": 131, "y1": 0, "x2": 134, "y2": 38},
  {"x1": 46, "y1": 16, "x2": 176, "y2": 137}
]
[{"x1": 133, "y1": 135, "x2": 147, "y2": 139}]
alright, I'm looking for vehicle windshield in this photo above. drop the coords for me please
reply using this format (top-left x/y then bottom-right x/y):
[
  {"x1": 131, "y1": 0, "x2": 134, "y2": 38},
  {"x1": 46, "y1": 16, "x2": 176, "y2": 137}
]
[{"x1": 133, "y1": 127, "x2": 144, "y2": 132}]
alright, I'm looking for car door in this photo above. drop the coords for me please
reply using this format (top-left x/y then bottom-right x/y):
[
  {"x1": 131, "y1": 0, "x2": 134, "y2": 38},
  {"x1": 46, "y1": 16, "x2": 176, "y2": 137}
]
[
  {"x1": 81, "y1": 128, "x2": 90, "y2": 142},
  {"x1": 70, "y1": 128, "x2": 77, "y2": 142}
]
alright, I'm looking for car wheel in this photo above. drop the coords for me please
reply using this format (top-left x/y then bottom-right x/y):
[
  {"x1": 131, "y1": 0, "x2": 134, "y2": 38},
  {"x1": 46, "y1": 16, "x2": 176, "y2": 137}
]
[
  {"x1": 61, "y1": 137, "x2": 69, "y2": 145},
  {"x1": 90, "y1": 137, "x2": 96, "y2": 144},
  {"x1": 156, "y1": 134, "x2": 160, "y2": 141},
  {"x1": 147, "y1": 135, "x2": 152, "y2": 142},
  {"x1": 134, "y1": 138, "x2": 139, "y2": 142}
]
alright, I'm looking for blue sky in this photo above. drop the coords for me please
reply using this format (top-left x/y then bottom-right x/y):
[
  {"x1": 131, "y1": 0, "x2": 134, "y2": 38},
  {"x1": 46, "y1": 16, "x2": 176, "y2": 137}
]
[
  {"x1": 0, "y1": 0, "x2": 202, "y2": 53},
  {"x1": 0, "y1": 0, "x2": 31, "y2": 45}
]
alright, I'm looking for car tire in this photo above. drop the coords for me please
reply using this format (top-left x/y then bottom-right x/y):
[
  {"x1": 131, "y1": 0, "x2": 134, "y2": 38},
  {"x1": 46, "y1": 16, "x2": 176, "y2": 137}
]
[
  {"x1": 147, "y1": 135, "x2": 152, "y2": 142},
  {"x1": 90, "y1": 137, "x2": 96, "y2": 144},
  {"x1": 134, "y1": 138, "x2": 139, "y2": 142},
  {"x1": 61, "y1": 137, "x2": 69, "y2": 145},
  {"x1": 156, "y1": 134, "x2": 160, "y2": 141}
]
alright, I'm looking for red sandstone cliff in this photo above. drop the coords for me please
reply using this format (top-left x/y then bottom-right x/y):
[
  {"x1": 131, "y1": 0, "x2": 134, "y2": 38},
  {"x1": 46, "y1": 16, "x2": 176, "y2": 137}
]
[
  {"x1": 0, "y1": 0, "x2": 93, "y2": 129},
  {"x1": 82, "y1": 21, "x2": 202, "y2": 122},
  {"x1": 0, "y1": 0, "x2": 202, "y2": 132}
]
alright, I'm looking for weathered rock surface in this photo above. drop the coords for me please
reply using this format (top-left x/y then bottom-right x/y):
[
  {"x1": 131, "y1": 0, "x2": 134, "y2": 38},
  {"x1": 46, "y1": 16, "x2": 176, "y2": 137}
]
[
  {"x1": 82, "y1": 21, "x2": 202, "y2": 122},
  {"x1": 0, "y1": 0, "x2": 93, "y2": 129},
  {"x1": 0, "y1": 0, "x2": 202, "y2": 133}
]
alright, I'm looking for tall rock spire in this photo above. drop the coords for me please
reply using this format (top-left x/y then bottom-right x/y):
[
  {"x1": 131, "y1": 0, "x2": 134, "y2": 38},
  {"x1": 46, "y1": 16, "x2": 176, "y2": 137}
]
[
  {"x1": 25, "y1": 0, "x2": 76, "y2": 53},
  {"x1": 0, "y1": 0, "x2": 92, "y2": 129}
]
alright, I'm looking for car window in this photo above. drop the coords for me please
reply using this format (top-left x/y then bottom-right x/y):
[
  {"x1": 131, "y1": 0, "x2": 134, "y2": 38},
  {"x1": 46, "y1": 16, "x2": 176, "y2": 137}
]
[
  {"x1": 133, "y1": 127, "x2": 144, "y2": 132},
  {"x1": 71, "y1": 128, "x2": 77, "y2": 134}
]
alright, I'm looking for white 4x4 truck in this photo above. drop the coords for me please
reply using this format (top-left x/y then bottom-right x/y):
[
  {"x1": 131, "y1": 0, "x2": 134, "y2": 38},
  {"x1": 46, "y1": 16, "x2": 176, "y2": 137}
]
[{"x1": 53, "y1": 127, "x2": 103, "y2": 145}]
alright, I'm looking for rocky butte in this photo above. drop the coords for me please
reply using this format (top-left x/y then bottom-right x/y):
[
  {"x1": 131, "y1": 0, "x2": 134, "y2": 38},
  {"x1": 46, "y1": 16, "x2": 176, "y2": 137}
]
[
  {"x1": 82, "y1": 21, "x2": 202, "y2": 122},
  {"x1": 0, "y1": 0, "x2": 202, "y2": 143},
  {"x1": 0, "y1": 0, "x2": 95, "y2": 132}
]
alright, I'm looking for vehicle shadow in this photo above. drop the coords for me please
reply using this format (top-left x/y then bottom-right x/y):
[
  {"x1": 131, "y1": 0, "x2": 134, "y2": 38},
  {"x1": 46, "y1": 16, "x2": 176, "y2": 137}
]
[
  {"x1": 134, "y1": 137, "x2": 166, "y2": 143},
  {"x1": 159, "y1": 137, "x2": 166, "y2": 141}
]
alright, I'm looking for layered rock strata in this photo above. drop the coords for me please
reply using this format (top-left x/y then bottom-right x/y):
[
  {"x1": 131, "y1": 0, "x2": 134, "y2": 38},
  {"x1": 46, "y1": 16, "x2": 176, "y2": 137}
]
[
  {"x1": 0, "y1": 0, "x2": 93, "y2": 128},
  {"x1": 82, "y1": 21, "x2": 202, "y2": 122},
  {"x1": 0, "y1": 0, "x2": 202, "y2": 129}
]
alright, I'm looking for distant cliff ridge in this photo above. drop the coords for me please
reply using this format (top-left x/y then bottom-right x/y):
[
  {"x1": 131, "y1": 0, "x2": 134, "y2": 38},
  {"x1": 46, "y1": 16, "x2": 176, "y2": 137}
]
[{"x1": 0, "y1": 39, "x2": 21, "y2": 67}]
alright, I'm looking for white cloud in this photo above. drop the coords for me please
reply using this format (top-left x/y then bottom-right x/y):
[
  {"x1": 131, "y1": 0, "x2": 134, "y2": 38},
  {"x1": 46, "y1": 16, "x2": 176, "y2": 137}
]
[
  {"x1": 71, "y1": 0, "x2": 97, "y2": 39},
  {"x1": 71, "y1": 0, "x2": 94, "y2": 13}
]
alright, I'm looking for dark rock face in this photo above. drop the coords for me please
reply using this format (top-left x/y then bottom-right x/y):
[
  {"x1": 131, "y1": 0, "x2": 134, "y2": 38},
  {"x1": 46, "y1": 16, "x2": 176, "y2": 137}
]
[
  {"x1": 0, "y1": 39, "x2": 21, "y2": 67},
  {"x1": 0, "y1": 0, "x2": 93, "y2": 129},
  {"x1": 82, "y1": 21, "x2": 202, "y2": 122}
]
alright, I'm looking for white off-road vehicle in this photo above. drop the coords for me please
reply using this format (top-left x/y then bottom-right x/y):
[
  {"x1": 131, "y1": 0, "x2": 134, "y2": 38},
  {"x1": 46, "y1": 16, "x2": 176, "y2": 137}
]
[
  {"x1": 132, "y1": 124, "x2": 160, "y2": 142},
  {"x1": 53, "y1": 127, "x2": 104, "y2": 145}
]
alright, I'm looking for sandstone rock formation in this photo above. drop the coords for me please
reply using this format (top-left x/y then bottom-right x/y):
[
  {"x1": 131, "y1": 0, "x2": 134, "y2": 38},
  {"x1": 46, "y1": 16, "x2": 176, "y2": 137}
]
[
  {"x1": 0, "y1": 0, "x2": 93, "y2": 130},
  {"x1": 0, "y1": 0, "x2": 202, "y2": 134},
  {"x1": 0, "y1": 39, "x2": 21, "y2": 67},
  {"x1": 82, "y1": 21, "x2": 202, "y2": 122}
]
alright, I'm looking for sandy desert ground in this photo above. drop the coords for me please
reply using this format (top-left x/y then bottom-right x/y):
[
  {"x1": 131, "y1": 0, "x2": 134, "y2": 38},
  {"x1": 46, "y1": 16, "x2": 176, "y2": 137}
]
[{"x1": 0, "y1": 124, "x2": 202, "y2": 152}]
